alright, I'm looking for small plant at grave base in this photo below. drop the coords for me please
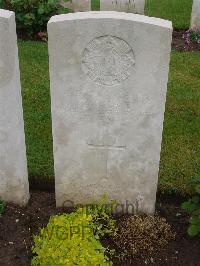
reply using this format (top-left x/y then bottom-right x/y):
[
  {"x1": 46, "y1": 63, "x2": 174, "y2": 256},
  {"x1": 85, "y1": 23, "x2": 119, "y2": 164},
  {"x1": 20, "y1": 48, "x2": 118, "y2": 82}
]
[
  {"x1": 0, "y1": 199, "x2": 5, "y2": 216},
  {"x1": 80, "y1": 194, "x2": 118, "y2": 240},
  {"x1": 183, "y1": 30, "x2": 200, "y2": 46},
  {"x1": 31, "y1": 196, "x2": 117, "y2": 265},
  {"x1": 181, "y1": 173, "x2": 200, "y2": 237},
  {"x1": 113, "y1": 215, "x2": 175, "y2": 261}
]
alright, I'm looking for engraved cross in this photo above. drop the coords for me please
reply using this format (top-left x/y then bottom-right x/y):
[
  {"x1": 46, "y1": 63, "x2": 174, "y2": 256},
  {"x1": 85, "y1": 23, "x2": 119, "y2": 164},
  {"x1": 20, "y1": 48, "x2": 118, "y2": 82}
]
[{"x1": 87, "y1": 143, "x2": 126, "y2": 178}]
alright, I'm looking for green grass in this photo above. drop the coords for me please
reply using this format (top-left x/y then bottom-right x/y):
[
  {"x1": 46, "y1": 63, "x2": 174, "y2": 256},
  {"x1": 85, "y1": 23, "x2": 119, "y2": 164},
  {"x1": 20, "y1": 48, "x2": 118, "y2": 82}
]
[
  {"x1": 92, "y1": 0, "x2": 192, "y2": 29},
  {"x1": 159, "y1": 51, "x2": 200, "y2": 194},
  {"x1": 145, "y1": 0, "x2": 192, "y2": 29},
  {"x1": 18, "y1": 41, "x2": 200, "y2": 195},
  {"x1": 91, "y1": 0, "x2": 99, "y2": 10},
  {"x1": 19, "y1": 41, "x2": 54, "y2": 179}
]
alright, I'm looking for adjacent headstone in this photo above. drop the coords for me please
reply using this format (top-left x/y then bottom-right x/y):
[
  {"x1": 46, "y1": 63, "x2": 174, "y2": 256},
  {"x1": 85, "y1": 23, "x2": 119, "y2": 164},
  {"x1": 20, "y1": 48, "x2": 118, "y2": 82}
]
[
  {"x1": 60, "y1": 0, "x2": 91, "y2": 12},
  {"x1": 191, "y1": 0, "x2": 200, "y2": 31},
  {"x1": 0, "y1": 9, "x2": 29, "y2": 206},
  {"x1": 100, "y1": 0, "x2": 145, "y2": 14},
  {"x1": 48, "y1": 12, "x2": 172, "y2": 214}
]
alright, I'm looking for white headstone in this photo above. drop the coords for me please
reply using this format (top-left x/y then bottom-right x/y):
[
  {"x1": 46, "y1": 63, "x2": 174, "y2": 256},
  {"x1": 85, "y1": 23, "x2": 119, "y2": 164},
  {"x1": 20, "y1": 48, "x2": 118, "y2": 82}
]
[
  {"x1": 0, "y1": 9, "x2": 29, "y2": 206},
  {"x1": 48, "y1": 12, "x2": 172, "y2": 214},
  {"x1": 191, "y1": 0, "x2": 200, "y2": 31},
  {"x1": 60, "y1": 0, "x2": 91, "y2": 12},
  {"x1": 100, "y1": 0, "x2": 145, "y2": 14}
]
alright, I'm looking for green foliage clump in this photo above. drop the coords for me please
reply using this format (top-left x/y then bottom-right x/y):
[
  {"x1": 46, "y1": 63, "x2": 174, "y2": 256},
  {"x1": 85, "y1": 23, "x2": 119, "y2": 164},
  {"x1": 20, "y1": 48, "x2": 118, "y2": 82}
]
[
  {"x1": 79, "y1": 194, "x2": 117, "y2": 240},
  {"x1": 183, "y1": 30, "x2": 200, "y2": 46},
  {"x1": 32, "y1": 197, "x2": 116, "y2": 265},
  {"x1": 181, "y1": 173, "x2": 200, "y2": 237},
  {"x1": 0, "y1": 199, "x2": 5, "y2": 216},
  {"x1": 0, "y1": 0, "x2": 68, "y2": 37},
  {"x1": 190, "y1": 31, "x2": 200, "y2": 44}
]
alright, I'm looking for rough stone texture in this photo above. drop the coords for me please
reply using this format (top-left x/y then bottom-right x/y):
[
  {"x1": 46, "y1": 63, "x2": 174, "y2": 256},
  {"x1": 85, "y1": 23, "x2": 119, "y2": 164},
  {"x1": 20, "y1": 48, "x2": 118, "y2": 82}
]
[
  {"x1": 60, "y1": 0, "x2": 91, "y2": 12},
  {"x1": 48, "y1": 12, "x2": 172, "y2": 214},
  {"x1": 191, "y1": 0, "x2": 200, "y2": 31},
  {"x1": 100, "y1": 0, "x2": 145, "y2": 14},
  {"x1": 0, "y1": 9, "x2": 29, "y2": 206}
]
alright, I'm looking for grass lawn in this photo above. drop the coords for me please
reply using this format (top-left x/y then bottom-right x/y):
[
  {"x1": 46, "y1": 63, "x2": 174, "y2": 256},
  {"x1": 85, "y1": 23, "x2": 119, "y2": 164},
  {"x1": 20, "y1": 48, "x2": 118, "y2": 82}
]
[
  {"x1": 145, "y1": 0, "x2": 192, "y2": 29},
  {"x1": 160, "y1": 51, "x2": 200, "y2": 194},
  {"x1": 18, "y1": 41, "x2": 200, "y2": 195},
  {"x1": 19, "y1": 42, "x2": 54, "y2": 179},
  {"x1": 92, "y1": 0, "x2": 192, "y2": 29}
]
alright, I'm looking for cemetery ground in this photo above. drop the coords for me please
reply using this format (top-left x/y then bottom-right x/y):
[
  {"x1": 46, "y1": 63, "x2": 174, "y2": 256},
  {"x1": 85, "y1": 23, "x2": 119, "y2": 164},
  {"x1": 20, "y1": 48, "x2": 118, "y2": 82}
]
[
  {"x1": 0, "y1": 36, "x2": 199, "y2": 265},
  {"x1": 0, "y1": 191, "x2": 200, "y2": 265}
]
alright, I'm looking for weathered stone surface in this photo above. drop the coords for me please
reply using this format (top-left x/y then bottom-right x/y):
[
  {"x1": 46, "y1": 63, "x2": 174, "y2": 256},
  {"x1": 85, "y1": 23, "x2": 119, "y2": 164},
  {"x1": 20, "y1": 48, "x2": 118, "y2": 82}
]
[
  {"x1": 100, "y1": 0, "x2": 145, "y2": 14},
  {"x1": 60, "y1": 0, "x2": 91, "y2": 12},
  {"x1": 0, "y1": 9, "x2": 29, "y2": 206},
  {"x1": 191, "y1": 0, "x2": 200, "y2": 31},
  {"x1": 48, "y1": 12, "x2": 172, "y2": 214}
]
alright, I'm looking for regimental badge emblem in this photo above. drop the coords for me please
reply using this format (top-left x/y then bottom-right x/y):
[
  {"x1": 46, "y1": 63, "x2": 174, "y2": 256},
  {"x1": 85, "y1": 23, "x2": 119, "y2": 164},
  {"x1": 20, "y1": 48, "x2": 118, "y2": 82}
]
[{"x1": 82, "y1": 36, "x2": 135, "y2": 86}]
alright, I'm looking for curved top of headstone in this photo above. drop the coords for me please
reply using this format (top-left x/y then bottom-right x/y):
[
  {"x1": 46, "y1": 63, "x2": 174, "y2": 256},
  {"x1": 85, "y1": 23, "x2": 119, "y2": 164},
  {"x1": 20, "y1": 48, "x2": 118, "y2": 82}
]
[
  {"x1": 48, "y1": 11, "x2": 172, "y2": 30},
  {"x1": 0, "y1": 9, "x2": 14, "y2": 18}
]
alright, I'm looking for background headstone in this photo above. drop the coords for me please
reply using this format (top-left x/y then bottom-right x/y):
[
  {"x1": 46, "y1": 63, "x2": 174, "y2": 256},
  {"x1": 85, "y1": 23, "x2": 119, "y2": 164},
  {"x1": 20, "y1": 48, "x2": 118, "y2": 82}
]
[
  {"x1": 60, "y1": 0, "x2": 91, "y2": 12},
  {"x1": 100, "y1": 0, "x2": 145, "y2": 14},
  {"x1": 191, "y1": 0, "x2": 200, "y2": 31},
  {"x1": 48, "y1": 12, "x2": 172, "y2": 214},
  {"x1": 0, "y1": 9, "x2": 29, "y2": 206}
]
